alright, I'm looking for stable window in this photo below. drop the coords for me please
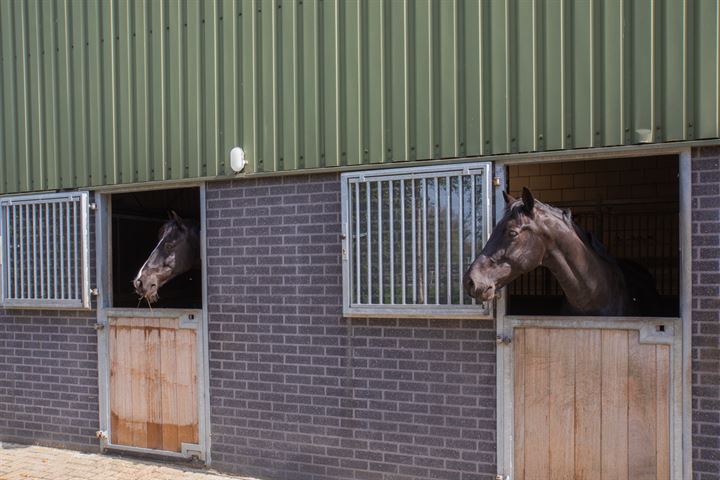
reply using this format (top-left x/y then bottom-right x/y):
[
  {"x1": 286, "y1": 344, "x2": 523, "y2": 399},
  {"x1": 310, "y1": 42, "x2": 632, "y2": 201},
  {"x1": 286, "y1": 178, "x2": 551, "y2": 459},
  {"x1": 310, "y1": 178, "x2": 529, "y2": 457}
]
[
  {"x1": 0, "y1": 192, "x2": 91, "y2": 309},
  {"x1": 341, "y1": 163, "x2": 493, "y2": 318},
  {"x1": 109, "y1": 187, "x2": 202, "y2": 309}
]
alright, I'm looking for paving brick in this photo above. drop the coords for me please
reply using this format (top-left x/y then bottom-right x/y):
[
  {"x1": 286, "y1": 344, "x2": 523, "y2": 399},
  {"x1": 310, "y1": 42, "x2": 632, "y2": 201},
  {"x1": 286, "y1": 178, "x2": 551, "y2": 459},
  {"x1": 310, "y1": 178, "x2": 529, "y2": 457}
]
[{"x1": 0, "y1": 443, "x2": 258, "y2": 480}]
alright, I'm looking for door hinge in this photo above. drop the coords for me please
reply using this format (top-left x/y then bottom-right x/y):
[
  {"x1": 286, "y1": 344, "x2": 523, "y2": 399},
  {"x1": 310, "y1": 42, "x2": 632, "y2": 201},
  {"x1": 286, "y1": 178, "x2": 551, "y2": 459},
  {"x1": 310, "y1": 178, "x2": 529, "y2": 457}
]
[
  {"x1": 493, "y1": 176, "x2": 502, "y2": 187},
  {"x1": 93, "y1": 323, "x2": 105, "y2": 331},
  {"x1": 95, "y1": 430, "x2": 108, "y2": 440},
  {"x1": 496, "y1": 475, "x2": 509, "y2": 480},
  {"x1": 496, "y1": 335, "x2": 512, "y2": 346}
]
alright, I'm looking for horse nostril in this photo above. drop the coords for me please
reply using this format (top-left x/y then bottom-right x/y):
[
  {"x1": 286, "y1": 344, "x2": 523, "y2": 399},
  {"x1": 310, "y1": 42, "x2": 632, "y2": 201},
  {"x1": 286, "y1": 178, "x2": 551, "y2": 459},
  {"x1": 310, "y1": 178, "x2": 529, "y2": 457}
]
[{"x1": 464, "y1": 276, "x2": 475, "y2": 295}]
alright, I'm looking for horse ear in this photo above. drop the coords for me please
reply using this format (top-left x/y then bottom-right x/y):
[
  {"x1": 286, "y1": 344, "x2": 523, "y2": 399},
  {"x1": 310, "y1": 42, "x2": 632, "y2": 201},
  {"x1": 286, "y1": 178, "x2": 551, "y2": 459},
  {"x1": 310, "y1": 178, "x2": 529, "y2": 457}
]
[
  {"x1": 169, "y1": 210, "x2": 184, "y2": 226},
  {"x1": 521, "y1": 187, "x2": 535, "y2": 212},
  {"x1": 502, "y1": 191, "x2": 516, "y2": 204}
]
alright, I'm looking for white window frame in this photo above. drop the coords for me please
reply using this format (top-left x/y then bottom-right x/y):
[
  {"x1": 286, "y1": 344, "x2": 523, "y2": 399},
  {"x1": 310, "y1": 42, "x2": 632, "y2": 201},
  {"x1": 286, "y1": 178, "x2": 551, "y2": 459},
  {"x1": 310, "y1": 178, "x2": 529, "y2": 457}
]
[
  {"x1": 0, "y1": 191, "x2": 91, "y2": 309},
  {"x1": 340, "y1": 162, "x2": 494, "y2": 319}
]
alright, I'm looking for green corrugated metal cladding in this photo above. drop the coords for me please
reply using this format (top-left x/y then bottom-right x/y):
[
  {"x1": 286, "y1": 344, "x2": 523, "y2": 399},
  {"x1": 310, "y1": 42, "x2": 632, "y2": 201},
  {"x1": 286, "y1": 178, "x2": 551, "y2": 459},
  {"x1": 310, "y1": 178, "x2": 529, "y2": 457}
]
[{"x1": 0, "y1": 0, "x2": 718, "y2": 194}]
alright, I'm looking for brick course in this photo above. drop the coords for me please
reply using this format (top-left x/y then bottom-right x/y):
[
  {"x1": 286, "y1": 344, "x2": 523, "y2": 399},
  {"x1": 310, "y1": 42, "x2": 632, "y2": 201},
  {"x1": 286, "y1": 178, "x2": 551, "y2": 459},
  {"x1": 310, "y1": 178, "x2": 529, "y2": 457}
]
[
  {"x1": 206, "y1": 174, "x2": 497, "y2": 480},
  {"x1": 692, "y1": 147, "x2": 720, "y2": 480}
]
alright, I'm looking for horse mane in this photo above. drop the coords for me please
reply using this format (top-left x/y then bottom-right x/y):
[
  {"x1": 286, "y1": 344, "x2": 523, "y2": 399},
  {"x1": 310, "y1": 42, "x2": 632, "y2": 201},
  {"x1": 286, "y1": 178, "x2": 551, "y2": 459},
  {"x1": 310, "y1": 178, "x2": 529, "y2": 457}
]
[{"x1": 508, "y1": 199, "x2": 616, "y2": 264}]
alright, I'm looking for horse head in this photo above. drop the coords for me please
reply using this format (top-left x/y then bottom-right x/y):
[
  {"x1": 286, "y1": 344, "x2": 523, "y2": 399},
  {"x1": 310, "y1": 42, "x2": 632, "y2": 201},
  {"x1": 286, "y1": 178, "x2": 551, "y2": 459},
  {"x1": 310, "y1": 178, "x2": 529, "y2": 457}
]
[
  {"x1": 463, "y1": 187, "x2": 548, "y2": 302},
  {"x1": 133, "y1": 211, "x2": 200, "y2": 304}
]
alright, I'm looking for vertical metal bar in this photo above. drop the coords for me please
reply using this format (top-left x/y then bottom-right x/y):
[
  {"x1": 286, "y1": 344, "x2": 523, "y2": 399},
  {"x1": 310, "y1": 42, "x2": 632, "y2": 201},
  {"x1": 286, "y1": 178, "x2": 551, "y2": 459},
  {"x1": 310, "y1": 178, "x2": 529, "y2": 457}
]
[
  {"x1": 389, "y1": 181, "x2": 394, "y2": 304},
  {"x1": 12, "y1": 205, "x2": 18, "y2": 299},
  {"x1": 45, "y1": 203, "x2": 50, "y2": 299},
  {"x1": 400, "y1": 179, "x2": 406, "y2": 304},
  {"x1": 53, "y1": 202, "x2": 58, "y2": 300},
  {"x1": 3, "y1": 205, "x2": 9, "y2": 300},
  {"x1": 378, "y1": 182, "x2": 383, "y2": 304},
  {"x1": 73, "y1": 200, "x2": 79, "y2": 300},
  {"x1": 80, "y1": 194, "x2": 90, "y2": 308},
  {"x1": 434, "y1": 178, "x2": 440, "y2": 304},
  {"x1": 411, "y1": 179, "x2": 417, "y2": 303},
  {"x1": 354, "y1": 182, "x2": 360, "y2": 304},
  {"x1": 366, "y1": 182, "x2": 372, "y2": 303},
  {"x1": 22, "y1": 205, "x2": 28, "y2": 299},
  {"x1": 422, "y1": 178, "x2": 428, "y2": 304},
  {"x1": 39, "y1": 205, "x2": 44, "y2": 299},
  {"x1": 458, "y1": 175, "x2": 464, "y2": 305},
  {"x1": 446, "y1": 176, "x2": 451, "y2": 304},
  {"x1": 66, "y1": 201, "x2": 71, "y2": 300},
  {"x1": 470, "y1": 174, "x2": 476, "y2": 304},
  {"x1": 32, "y1": 204, "x2": 37, "y2": 299},
  {"x1": 59, "y1": 202, "x2": 65, "y2": 299}
]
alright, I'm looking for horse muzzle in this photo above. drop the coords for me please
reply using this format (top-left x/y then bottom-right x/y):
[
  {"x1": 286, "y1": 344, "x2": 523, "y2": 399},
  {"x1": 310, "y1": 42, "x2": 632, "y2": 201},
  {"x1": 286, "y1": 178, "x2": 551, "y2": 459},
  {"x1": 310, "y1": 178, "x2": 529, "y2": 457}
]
[
  {"x1": 133, "y1": 277, "x2": 159, "y2": 303},
  {"x1": 463, "y1": 272, "x2": 497, "y2": 302}
]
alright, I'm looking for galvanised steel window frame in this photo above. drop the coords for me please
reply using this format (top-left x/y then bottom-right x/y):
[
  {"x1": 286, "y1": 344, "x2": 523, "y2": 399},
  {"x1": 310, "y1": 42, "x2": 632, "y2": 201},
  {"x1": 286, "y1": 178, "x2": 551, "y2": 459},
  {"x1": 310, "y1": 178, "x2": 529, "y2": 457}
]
[
  {"x1": 0, "y1": 191, "x2": 91, "y2": 309},
  {"x1": 341, "y1": 162, "x2": 493, "y2": 319}
]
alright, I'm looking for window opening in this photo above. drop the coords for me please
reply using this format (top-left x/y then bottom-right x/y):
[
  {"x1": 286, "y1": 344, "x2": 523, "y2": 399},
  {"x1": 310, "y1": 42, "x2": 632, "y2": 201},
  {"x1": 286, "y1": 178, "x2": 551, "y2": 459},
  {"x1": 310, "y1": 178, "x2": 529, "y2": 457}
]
[
  {"x1": 111, "y1": 187, "x2": 202, "y2": 309},
  {"x1": 0, "y1": 192, "x2": 91, "y2": 309},
  {"x1": 341, "y1": 163, "x2": 493, "y2": 318}
]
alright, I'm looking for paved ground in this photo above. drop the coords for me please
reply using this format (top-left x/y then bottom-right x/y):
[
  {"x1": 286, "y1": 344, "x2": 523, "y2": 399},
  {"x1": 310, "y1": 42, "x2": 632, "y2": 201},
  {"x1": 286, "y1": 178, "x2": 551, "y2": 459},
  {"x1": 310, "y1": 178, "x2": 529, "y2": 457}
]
[{"x1": 0, "y1": 443, "x2": 261, "y2": 480}]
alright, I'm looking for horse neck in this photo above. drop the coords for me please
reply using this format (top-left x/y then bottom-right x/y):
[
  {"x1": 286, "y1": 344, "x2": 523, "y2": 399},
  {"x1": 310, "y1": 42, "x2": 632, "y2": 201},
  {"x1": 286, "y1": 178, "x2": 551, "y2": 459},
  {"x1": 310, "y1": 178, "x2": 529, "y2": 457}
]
[{"x1": 539, "y1": 218, "x2": 625, "y2": 314}]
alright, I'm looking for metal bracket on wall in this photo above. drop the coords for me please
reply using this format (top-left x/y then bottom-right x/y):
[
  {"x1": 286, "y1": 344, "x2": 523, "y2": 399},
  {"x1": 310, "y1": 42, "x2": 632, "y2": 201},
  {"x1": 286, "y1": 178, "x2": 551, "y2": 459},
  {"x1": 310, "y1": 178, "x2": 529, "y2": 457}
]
[{"x1": 496, "y1": 335, "x2": 512, "y2": 346}]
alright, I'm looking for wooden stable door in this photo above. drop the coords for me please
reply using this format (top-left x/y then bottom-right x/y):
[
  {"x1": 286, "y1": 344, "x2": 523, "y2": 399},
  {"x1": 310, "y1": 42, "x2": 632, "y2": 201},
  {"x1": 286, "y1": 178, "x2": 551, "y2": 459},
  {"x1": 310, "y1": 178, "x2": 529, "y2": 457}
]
[
  {"x1": 108, "y1": 314, "x2": 200, "y2": 453},
  {"x1": 513, "y1": 327, "x2": 670, "y2": 480}
]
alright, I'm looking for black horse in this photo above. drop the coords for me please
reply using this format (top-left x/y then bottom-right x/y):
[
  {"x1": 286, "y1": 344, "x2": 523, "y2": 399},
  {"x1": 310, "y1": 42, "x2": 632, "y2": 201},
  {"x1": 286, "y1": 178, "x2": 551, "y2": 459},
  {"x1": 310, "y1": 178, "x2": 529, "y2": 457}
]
[
  {"x1": 133, "y1": 211, "x2": 201, "y2": 304},
  {"x1": 463, "y1": 187, "x2": 661, "y2": 316}
]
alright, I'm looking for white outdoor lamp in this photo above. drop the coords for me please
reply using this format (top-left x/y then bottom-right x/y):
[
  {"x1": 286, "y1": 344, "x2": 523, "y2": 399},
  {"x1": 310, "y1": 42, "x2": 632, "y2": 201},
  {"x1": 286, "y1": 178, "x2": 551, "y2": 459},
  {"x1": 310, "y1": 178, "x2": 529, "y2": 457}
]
[{"x1": 230, "y1": 147, "x2": 246, "y2": 173}]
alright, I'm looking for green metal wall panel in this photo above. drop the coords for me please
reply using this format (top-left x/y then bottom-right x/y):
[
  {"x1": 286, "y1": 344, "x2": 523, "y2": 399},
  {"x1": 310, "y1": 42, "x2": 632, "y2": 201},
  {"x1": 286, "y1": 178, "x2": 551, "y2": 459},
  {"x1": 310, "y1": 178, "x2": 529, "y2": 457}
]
[{"x1": 0, "y1": 0, "x2": 718, "y2": 194}]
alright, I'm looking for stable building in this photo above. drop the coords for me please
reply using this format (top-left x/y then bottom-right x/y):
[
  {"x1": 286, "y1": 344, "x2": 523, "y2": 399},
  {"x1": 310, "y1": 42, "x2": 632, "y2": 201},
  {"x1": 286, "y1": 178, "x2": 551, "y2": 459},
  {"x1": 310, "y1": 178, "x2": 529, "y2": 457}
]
[{"x1": 0, "y1": 1, "x2": 719, "y2": 479}]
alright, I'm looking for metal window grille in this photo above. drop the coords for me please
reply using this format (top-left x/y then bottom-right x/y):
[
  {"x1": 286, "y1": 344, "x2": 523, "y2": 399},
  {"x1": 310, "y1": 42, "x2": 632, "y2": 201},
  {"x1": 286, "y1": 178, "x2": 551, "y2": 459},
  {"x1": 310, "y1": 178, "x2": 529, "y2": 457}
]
[
  {"x1": 341, "y1": 163, "x2": 493, "y2": 318},
  {"x1": 0, "y1": 192, "x2": 91, "y2": 309}
]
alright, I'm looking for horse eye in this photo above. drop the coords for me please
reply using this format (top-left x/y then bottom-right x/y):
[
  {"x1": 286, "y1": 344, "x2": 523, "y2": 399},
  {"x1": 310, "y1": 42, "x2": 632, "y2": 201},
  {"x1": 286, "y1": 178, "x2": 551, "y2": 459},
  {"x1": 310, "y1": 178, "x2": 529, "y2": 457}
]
[{"x1": 508, "y1": 230, "x2": 519, "y2": 238}]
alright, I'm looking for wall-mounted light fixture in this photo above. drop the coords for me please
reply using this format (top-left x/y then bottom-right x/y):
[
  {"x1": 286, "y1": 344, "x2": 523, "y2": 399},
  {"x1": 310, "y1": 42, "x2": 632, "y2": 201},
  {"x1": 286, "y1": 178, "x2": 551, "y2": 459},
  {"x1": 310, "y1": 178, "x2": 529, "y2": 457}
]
[{"x1": 230, "y1": 147, "x2": 246, "y2": 173}]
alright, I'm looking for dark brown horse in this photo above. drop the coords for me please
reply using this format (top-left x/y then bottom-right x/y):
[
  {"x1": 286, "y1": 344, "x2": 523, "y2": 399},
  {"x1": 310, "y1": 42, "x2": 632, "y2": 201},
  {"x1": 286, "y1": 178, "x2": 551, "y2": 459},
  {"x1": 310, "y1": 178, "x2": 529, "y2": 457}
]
[
  {"x1": 133, "y1": 211, "x2": 201, "y2": 304},
  {"x1": 463, "y1": 187, "x2": 658, "y2": 316}
]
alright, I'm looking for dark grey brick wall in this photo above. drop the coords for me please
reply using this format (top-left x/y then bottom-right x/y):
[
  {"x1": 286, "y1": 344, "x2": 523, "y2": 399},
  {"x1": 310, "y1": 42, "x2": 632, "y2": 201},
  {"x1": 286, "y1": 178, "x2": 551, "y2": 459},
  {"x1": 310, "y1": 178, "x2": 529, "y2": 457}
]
[
  {"x1": 206, "y1": 174, "x2": 497, "y2": 480},
  {"x1": 692, "y1": 147, "x2": 720, "y2": 480},
  {"x1": 0, "y1": 309, "x2": 99, "y2": 451}
]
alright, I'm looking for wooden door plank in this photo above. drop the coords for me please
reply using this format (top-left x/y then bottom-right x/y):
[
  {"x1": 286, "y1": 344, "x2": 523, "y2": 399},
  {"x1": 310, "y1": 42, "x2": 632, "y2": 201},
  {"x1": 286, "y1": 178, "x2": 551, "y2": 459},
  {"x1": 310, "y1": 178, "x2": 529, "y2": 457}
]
[
  {"x1": 574, "y1": 329, "x2": 601, "y2": 480},
  {"x1": 656, "y1": 345, "x2": 670, "y2": 480},
  {"x1": 600, "y1": 330, "x2": 629, "y2": 480},
  {"x1": 524, "y1": 328, "x2": 550, "y2": 480},
  {"x1": 628, "y1": 331, "x2": 657, "y2": 480},
  {"x1": 175, "y1": 329, "x2": 199, "y2": 445},
  {"x1": 514, "y1": 328, "x2": 526, "y2": 480},
  {"x1": 113, "y1": 325, "x2": 134, "y2": 446},
  {"x1": 145, "y1": 320, "x2": 163, "y2": 450},
  {"x1": 548, "y1": 329, "x2": 575, "y2": 480},
  {"x1": 160, "y1": 327, "x2": 179, "y2": 452},
  {"x1": 109, "y1": 325, "x2": 119, "y2": 444},
  {"x1": 130, "y1": 324, "x2": 148, "y2": 448}
]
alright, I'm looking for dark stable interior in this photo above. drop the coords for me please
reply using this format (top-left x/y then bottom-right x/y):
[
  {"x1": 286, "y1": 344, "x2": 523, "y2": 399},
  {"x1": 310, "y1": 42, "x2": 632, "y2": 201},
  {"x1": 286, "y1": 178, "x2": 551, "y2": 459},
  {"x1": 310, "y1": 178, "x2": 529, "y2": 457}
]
[
  {"x1": 111, "y1": 187, "x2": 202, "y2": 309},
  {"x1": 506, "y1": 156, "x2": 680, "y2": 317}
]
